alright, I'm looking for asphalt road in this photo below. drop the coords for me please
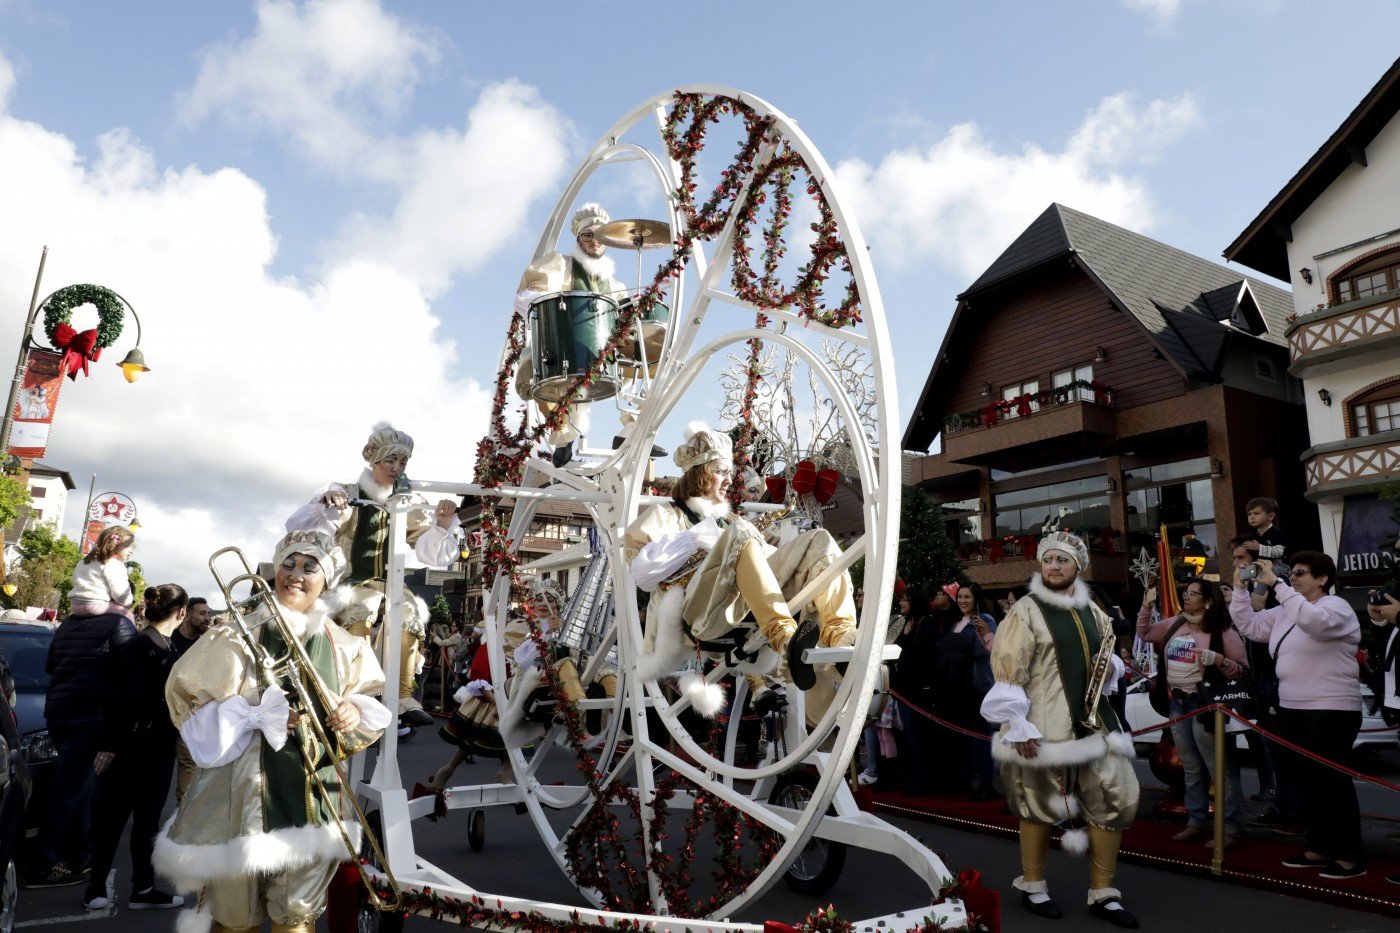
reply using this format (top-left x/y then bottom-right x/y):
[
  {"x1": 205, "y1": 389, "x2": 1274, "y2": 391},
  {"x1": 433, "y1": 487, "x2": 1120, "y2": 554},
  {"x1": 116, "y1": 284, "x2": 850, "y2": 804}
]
[{"x1": 14, "y1": 730, "x2": 1399, "y2": 932}]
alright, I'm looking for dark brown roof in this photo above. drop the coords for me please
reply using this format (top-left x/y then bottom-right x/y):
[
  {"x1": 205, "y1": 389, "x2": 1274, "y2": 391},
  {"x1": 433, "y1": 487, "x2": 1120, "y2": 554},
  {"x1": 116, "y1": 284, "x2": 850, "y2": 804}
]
[{"x1": 1225, "y1": 57, "x2": 1400, "y2": 279}]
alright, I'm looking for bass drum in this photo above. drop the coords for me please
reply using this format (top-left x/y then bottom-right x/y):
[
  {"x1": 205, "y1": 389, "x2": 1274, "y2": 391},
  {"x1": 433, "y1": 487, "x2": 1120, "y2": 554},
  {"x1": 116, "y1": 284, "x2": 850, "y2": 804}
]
[{"x1": 528, "y1": 291, "x2": 621, "y2": 403}]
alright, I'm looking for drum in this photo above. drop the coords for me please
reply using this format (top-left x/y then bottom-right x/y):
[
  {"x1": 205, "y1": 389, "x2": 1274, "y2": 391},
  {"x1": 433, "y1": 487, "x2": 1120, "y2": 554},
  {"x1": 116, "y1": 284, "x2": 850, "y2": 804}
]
[
  {"x1": 616, "y1": 295, "x2": 670, "y2": 366},
  {"x1": 528, "y1": 291, "x2": 621, "y2": 403}
]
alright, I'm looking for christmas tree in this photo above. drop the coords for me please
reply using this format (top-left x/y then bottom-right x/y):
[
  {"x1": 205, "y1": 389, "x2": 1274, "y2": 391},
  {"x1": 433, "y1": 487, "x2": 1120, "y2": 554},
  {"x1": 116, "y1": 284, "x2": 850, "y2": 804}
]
[{"x1": 897, "y1": 484, "x2": 967, "y2": 596}]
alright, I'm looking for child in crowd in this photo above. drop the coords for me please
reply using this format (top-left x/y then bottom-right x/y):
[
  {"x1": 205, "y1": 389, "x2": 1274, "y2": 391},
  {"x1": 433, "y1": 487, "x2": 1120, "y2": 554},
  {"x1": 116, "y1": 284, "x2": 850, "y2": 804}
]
[
  {"x1": 1242, "y1": 496, "x2": 1290, "y2": 574},
  {"x1": 68, "y1": 525, "x2": 136, "y2": 621}
]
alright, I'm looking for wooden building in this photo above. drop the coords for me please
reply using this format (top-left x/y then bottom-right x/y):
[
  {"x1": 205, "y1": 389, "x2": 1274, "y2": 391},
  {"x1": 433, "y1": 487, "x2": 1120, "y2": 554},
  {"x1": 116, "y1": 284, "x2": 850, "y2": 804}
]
[{"x1": 903, "y1": 204, "x2": 1316, "y2": 602}]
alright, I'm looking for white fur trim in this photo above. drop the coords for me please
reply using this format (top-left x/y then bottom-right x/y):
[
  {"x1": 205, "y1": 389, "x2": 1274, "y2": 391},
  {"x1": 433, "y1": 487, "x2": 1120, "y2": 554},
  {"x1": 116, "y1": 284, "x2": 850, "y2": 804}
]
[
  {"x1": 1051, "y1": 794, "x2": 1082, "y2": 821},
  {"x1": 636, "y1": 587, "x2": 690, "y2": 682},
  {"x1": 991, "y1": 730, "x2": 1134, "y2": 768},
  {"x1": 153, "y1": 818, "x2": 359, "y2": 893},
  {"x1": 1012, "y1": 876, "x2": 1049, "y2": 895},
  {"x1": 569, "y1": 248, "x2": 617, "y2": 282},
  {"x1": 499, "y1": 667, "x2": 545, "y2": 748},
  {"x1": 176, "y1": 905, "x2": 212, "y2": 933},
  {"x1": 685, "y1": 497, "x2": 733, "y2": 521},
  {"x1": 735, "y1": 643, "x2": 780, "y2": 676},
  {"x1": 1028, "y1": 575, "x2": 1092, "y2": 610},
  {"x1": 357, "y1": 467, "x2": 392, "y2": 504},
  {"x1": 1060, "y1": 827, "x2": 1089, "y2": 856},
  {"x1": 680, "y1": 672, "x2": 726, "y2": 717}
]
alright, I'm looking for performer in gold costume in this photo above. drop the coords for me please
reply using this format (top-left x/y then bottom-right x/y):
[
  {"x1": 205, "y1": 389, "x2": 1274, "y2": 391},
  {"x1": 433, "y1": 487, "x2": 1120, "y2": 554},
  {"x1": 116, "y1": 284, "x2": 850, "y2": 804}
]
[{"x1": 980, "y1": 531, "x2": 1140, "y2": 928}]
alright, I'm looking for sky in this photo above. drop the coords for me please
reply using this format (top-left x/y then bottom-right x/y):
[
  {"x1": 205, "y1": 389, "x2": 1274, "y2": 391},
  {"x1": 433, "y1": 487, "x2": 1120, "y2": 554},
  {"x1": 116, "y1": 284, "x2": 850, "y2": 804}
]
[{"x1": 0, "y1": 0, "x2": 1396, "y2": 599}]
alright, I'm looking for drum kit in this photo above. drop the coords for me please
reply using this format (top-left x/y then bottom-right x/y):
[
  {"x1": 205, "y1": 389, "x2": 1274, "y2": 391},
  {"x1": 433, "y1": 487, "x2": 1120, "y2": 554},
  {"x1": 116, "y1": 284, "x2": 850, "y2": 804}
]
[{"x1": 525, "y1": 217, "x2": 673, "y2": 404}]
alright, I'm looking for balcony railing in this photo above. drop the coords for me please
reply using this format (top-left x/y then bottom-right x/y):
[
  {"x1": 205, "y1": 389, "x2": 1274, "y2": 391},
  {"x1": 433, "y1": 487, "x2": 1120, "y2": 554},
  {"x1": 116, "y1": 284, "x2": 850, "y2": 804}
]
[
  {"x1": 944, "y1": 380, "x2": 1113, "y2": 436},
  {"x1": 1286, "y1": 289, "x2": 1400, "y2": 370}
]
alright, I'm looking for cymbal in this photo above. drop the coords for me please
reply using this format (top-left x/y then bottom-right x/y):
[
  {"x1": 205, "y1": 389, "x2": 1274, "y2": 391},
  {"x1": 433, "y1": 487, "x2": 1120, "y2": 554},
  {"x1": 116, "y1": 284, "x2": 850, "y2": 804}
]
[{"x1": 595, "y1": 218, "x2": 672, "y2": 250}]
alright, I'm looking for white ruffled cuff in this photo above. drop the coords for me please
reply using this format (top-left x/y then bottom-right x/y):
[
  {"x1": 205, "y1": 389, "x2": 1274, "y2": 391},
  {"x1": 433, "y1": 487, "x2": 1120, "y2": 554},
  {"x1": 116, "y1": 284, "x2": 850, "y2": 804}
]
[
  {"x1": 980, "y1": 682, "x2": 1044, "y2": 744},
  {"x1": 1102, "y1": 654, "x2": 1125, "y2": 695},
  {"x1": 1001, "y1": 715, "x2": 1045, "y2": 744},
  {"x1": 180, "y1": 685, "x2": 291, "y2": 769},
  {"x1": 343, "y1": 693, "x2": 393, "y2": 734}
]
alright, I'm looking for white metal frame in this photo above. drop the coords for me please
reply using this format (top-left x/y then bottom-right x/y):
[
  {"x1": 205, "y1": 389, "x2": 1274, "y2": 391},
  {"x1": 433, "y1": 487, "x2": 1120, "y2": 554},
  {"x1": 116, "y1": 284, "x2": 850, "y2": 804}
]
[{"x1": 355, "y1": 85, "x2": 966, "y2": 931}]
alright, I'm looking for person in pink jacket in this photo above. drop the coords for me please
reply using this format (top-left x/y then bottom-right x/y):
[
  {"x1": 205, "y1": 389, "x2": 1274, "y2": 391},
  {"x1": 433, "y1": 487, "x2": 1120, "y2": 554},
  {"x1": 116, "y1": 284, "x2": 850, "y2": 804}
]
[
  {"x1": 1229, "y1": 550, "x2": 1364, "y2": 880},
  {"x1": 1137, "y1": 579, "x2": 1249, "y2": 846}
]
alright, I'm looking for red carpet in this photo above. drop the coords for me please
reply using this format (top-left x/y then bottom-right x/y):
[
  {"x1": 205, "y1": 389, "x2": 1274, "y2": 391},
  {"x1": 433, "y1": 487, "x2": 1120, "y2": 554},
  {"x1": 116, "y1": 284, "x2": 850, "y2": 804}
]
[{"x1": 872, "y1": 787, "x2": 1400, "y2": 918}]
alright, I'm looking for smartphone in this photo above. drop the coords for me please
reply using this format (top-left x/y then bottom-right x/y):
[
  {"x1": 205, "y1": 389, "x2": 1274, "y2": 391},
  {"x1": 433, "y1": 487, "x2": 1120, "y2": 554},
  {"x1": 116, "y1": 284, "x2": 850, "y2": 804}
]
[
  {"x1": 1238, "y1": 563, "x2": 1259, "y2": 582},
  {"x1": 1370, "y1": 589, "x2": 1395, "y2": 607}
]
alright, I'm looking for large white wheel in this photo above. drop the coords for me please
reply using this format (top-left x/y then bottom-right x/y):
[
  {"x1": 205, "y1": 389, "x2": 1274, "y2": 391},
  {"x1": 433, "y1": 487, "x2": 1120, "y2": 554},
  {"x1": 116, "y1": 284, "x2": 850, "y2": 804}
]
[{"x1": 482, "y1": 86, "x2": 903, "y2": 919}]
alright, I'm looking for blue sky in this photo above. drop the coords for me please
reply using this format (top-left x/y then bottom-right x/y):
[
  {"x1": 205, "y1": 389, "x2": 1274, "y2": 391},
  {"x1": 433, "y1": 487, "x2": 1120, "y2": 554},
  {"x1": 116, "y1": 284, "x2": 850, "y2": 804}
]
[{"x1": 0, "y1": 0, "x2": 1396, "y2": 592}]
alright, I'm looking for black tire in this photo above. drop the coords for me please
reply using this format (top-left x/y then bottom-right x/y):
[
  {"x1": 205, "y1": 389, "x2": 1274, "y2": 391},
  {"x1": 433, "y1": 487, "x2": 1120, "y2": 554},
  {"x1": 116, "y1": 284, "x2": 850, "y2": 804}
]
[
  {"x1": 468, "y1": 809, "x2": 486, "y2": 852},
  {"x1": 357, "y1": 811, "x2": 405, "y2": 933},
  {"x1": 767, "y1": 772, "x2": 846, "y2": 895}
]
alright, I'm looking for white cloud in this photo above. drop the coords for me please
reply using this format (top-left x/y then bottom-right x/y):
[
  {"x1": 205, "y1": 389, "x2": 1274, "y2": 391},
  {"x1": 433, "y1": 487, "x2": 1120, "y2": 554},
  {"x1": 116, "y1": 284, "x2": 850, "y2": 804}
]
[
  {"x1": 179, "y1": 0, "x2": 441, "y2": 179},
  {"x1": 329, "y1": 80, "x2": 573, "y2": 295},
  {"x1": 833, "y1": 92, "x2": 1201, "y2": 278},
  {"x1": 0, "y1": 53, "x2": 493, "y2": 598},
  {"x1": 1122, "y1": 0, "x2": 1182, "y2": 21}
]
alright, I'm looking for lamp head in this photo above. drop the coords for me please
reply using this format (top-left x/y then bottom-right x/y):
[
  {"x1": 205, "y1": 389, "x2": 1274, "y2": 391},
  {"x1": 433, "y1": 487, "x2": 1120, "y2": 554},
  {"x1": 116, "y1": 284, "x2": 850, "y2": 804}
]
[
  {"x1": 117, "y1": 347, "x2": 150, "y2": 383},
  {"x1": 2, "y1": 583, "x2": 15, "y2": 597}
]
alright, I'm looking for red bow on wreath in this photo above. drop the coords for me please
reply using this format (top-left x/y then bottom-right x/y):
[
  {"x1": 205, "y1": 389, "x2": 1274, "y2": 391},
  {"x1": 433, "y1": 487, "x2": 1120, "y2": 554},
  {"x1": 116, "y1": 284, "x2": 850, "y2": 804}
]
[
  {"x1": 51, "y1": 323, "x2": 103, "y2": 380},
  {"x1": 988, "y1": 538, "x2": 1006, "y2": 563}
]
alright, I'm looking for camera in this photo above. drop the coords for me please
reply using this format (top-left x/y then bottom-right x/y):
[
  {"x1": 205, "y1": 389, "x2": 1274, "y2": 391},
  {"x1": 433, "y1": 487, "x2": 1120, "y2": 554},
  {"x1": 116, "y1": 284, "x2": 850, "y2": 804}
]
[
  {"x1": 1370, "y1": 589, "x2": 1395, "y2": 607},
  {"x1": 1238, "y1": 563, "x2": 1259, "y2": 582}
]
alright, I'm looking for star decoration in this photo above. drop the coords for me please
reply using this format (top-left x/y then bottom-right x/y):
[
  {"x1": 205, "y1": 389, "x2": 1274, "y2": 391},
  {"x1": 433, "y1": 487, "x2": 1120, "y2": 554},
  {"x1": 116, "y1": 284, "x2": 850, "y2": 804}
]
[{"x1": 1129, "y1": 547, "x2": 1158, "y2": 588}]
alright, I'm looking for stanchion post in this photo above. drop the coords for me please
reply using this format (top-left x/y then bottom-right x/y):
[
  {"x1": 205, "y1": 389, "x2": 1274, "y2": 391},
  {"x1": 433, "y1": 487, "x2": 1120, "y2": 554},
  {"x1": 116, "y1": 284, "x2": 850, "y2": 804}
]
[{"x1": 1211, "y1": 705, "x2": 1226, "y2": 876}]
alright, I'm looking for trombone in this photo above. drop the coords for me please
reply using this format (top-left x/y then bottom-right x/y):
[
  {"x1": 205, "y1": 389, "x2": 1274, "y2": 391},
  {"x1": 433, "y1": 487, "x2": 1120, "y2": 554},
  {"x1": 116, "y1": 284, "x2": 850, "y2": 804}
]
[{"x1": 208, "y1": 546, "x2": 401, "y2": 911}]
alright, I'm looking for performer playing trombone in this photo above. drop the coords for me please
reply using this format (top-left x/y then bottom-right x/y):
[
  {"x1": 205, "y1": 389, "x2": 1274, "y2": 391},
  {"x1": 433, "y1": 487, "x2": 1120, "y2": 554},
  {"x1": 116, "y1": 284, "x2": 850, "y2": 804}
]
[{"x1": 154, "y1": 530, "x2": 392, "y2": 933}]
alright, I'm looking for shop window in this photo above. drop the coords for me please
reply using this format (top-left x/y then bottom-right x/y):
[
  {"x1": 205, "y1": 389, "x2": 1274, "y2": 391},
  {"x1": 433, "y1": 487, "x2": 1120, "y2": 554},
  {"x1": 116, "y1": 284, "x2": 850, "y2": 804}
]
[
  {"x1": 938, "y1": 496, "x2": 984, "y2": 546},
  {"x1": 1125, "y1": 467, "x2": 1216, "y2": 558}
]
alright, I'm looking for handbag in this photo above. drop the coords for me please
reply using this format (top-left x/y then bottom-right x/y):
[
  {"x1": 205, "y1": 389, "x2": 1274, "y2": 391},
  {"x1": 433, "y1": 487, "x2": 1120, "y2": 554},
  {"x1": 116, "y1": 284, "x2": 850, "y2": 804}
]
[{"x1": 1199, "y1": 630, "x2": 1255, "y2": 732}]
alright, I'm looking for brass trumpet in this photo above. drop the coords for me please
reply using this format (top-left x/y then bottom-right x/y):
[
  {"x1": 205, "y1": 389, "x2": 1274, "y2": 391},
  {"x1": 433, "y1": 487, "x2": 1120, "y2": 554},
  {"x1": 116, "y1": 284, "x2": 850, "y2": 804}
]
[
  {"x1": 1081, "y1": 622, "x2": 1117, "y2": 733},
  {"x1": 208, "y1": 546, "x2": 401, "y2": 911}
]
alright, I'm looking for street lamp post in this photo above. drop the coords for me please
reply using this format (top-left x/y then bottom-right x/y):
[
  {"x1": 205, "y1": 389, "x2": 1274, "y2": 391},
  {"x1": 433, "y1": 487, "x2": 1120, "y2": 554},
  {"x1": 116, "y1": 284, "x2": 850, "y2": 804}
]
[{"x1": 0, "y1": 247, "x2": 152, "y2": 459}]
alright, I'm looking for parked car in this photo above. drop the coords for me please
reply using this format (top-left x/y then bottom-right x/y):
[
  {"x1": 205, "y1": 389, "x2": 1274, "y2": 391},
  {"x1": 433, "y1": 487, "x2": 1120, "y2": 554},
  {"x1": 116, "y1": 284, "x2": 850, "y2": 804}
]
[
  {"x1": 0, "y1": 643, "x2": 33, "y2": 933},
  {"x1": 0, "y1": 621, "x2": 54, "y2": 864},
  {"x1": 1123, "y1": 676, "x2": 1393, "y2": 751}
]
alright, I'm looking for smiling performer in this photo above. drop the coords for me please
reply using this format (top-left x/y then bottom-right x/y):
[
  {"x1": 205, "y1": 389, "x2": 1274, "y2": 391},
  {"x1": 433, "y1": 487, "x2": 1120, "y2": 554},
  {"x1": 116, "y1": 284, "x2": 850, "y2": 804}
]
[
  {"x1": 981, "y1": 531, "x2": 1139, "y2": 929},
  {"x1": 154, "y1": 531, "x2": 392, "y2": 933},
  {"x1": 286, "y1": 422, "x2": 462, "y2": 728},
  {"x1": 513, "y1": 203, "x2": 627, "y2": 456},
  {"x1": 624, "y1": 422, "x2": 858, "y2": 704}
]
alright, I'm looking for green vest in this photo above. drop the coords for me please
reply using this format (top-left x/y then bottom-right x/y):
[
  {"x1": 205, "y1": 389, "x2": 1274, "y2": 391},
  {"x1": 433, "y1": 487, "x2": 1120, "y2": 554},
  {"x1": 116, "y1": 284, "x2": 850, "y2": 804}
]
[
  {"x1": 346, "y1": 500, "x2": 388, "y2": 585},
  {"x1": 569, "y1": 256, "x2": 611, "y2": 294},
  {"x1": 258, "y1": 621, "x2": 341, "y2": 831},
  {"x1": 1032, "y1": 597, "x2": 1123, "y2": 738}
]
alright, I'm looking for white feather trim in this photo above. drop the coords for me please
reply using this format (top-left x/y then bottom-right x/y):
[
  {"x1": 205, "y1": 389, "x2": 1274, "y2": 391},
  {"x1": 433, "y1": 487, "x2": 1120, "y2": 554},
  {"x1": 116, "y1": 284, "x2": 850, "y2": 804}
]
[
  {"x1": 153, "y1": 817, "x2": 359, "y2": 893},
  {"x1": 684, "y1": 421, "x2": 711, "y2": 441},
  {"x1": 636, "y1": 587, "x2": 690, "y2": 682},
  {"x1": 680, "y1": 673, "x2": 726, "y2": 717},
  {"x1": 1027, "y1": 575, "x2": 1092, "y2": 610},
  {"x1": 1060, "y1": 827, "x2": 1089, "y2": 856},
  {"x1": 1051, "y1": 794, "x2": 1082, "y2": 821},
  {"x1": 176, "y1": 906, "x2": 212, "y2": 933},
  {"x1": 991, "y1": 731, "x2": 1134, "y2": 768},
  {"x1": 499, "y1": 667, "x2": 545, "y2": 748}
]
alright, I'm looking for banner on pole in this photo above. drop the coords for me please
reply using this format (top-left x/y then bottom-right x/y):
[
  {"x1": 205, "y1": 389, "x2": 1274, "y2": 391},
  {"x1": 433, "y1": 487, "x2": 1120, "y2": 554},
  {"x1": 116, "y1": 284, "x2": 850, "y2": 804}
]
[
  {"x1": 81, "y1": 491, "x2": 138, "y2": 556},
  {"x1": 8, "y1": 348, "x2": 65, "y2": 459}
]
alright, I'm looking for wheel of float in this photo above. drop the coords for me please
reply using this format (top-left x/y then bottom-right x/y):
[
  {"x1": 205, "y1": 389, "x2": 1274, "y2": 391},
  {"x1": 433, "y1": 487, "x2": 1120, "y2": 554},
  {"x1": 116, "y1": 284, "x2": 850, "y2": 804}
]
[
  {"x1": 768, "y1": 771, "x2": 847, "y2": 895},
  {"x1": 467, "y1": 809, "x2": 486, "y2": 852},
  {"x1": 487, "y1": 84, "x2": 900, "y2": 918}
]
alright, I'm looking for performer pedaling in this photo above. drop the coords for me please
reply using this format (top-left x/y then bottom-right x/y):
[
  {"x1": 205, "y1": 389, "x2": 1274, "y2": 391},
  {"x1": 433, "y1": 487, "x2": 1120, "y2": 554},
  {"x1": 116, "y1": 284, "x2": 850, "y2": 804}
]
[
  {"x1": 980, "y1": 531, "x2": 1141, "y2": 929},
  {"x1": 154, "y1": 531, "x2": 393, "y2": 933},
  {"x1": 287, "y1": 422, "x2": 463, "y2": 729},
  {"x1": 624, "y1": 422, "x2": 858, "y2": 703}
]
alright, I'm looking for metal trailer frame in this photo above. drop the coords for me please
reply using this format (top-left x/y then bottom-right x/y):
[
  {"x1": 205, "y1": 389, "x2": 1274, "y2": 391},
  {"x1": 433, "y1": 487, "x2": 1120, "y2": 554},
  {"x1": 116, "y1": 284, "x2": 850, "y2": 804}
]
[{"x1": 351, "y1": 85, "x2": 967, "y2": 932}]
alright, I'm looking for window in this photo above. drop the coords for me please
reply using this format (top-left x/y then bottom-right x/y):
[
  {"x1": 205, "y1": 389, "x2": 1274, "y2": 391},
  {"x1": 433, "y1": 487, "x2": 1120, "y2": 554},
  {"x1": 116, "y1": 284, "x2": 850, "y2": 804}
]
[
  {"x1": 1333, "y1": 248, "x2": 1400, "y2": 304},
  {"x1": 1254, "y1": 357, "x2": 1277, "y2": 382},
  {"x1": 1052, "y1": 364, "x2": 1095, "y2": 402},
  {"x1": 1349, "y1": 380, "x2": 1400, "y2": 437},
  {"x1": 1124, "y1": 458, "x2": 1217, "y2": 558},
  {"x1": 1001, "y1": 380, "x2": 1040, "y2": 418},
  {"x1": 938, "y1": 496, "x2": 984, "y2": 546},
  {"x1": 991, "y1": 476, "x2": 1111, "y2": 540},
  {"x1": 29, "y1": 486, "x2": 45, "y2": 498}
]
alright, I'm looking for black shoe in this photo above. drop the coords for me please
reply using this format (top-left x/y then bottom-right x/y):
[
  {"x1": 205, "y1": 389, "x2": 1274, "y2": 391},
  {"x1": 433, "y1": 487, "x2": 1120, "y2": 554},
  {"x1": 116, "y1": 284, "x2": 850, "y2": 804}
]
[
  {"x1": 584, "y1": 682, "x2": 606, "y2": 735},
  {"x1": 1281, "y1": 852, "x2": 1329, "y2": 869},
  {"x1": 24, "y1": 862, "x2": 85, "y2": 888},
  {"x1": 1249, "y1": 806, "x2": 1284, "y2": 826},
  {"x1": 552, "y1": 442, "x2": 574, "y2": 467},
  {"x1": 400, "y1": 707, "x2": 434, "y2": 728},
  {"x1": 751, "y1": 686, "x2": 786, "y2": 717},
  {"x1": 1318, "y1": 861, "x2": 1367, "y2": 880},
  {"x1": 129, "y1": 887, "x2": 184, "y2": 910},
  {"x1": 1021, "y1": 892, "x2": 1062, "y2": 920},
  {"x1": 785, "y1": 619, "x2": 819, "y2": 690},
  {"x1": 1088, "y1": 898, "x2": 1139, "y2": 929}
]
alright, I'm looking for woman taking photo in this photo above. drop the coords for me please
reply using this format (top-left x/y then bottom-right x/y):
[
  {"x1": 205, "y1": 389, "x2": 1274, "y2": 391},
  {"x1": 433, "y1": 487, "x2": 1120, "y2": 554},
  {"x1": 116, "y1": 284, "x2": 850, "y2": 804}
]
[
  {"x1": 84, "y1": 584, "x2": 190, "y2": 910},
  {"x1": 1230, "y1": 551, "x2": 1364, "y2": 879},
  {"x1": 1138, "y1": 578, "x2": 1249, "y2": 847}
]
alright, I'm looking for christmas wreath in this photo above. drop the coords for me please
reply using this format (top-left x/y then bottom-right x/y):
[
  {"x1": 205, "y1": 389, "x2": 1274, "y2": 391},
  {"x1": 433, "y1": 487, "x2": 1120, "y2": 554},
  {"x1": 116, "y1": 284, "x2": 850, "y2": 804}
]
[{"x1": 39, "y1": 284, "x2": 125, "y2": 379}]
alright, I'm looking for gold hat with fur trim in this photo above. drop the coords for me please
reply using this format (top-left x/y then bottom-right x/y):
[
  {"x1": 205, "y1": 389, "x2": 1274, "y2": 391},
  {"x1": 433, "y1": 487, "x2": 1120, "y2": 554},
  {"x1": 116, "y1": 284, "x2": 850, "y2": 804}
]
[
  {"x1": 570, "y1": 202, "x2": 610, "y2": 237},
  {"x1": 673, "y1": 421, "x2": 733, "y2": 472},
  {"x1": 272, "y1": 529, "x2": 347, "y2": 588},
  {"x1": 362, "y1": 421, "x2": 414, "y2": 464},
  {"x1": 1037, "y1": 530, "x2": 1089, "y2": 572}
]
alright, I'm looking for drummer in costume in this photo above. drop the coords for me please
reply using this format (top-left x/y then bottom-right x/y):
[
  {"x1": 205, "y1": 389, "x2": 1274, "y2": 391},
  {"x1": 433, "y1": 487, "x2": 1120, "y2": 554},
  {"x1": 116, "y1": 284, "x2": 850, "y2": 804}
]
[
  {"x1": 286, "y1": 422, "x2": 462, "y2": 728},
  {"x1": 625, "y1": 422, "x2": 858, "y2": 703},
  {"x1": 514, "y1": 203, "x2": 628, "y2": 453},
  {"x1": 153, "y1": 531, "x2": 392, "y2": 933},
  {"x1": 980, "y1": 531, "x2": 1140, "y2": 928}
]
